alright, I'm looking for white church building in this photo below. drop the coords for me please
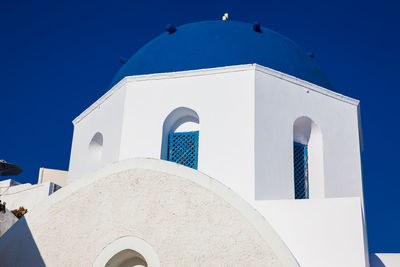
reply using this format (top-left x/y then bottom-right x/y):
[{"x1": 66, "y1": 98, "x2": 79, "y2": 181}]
[{"x1": 0, "y1": 19, "x2": 398, "y2": 266}]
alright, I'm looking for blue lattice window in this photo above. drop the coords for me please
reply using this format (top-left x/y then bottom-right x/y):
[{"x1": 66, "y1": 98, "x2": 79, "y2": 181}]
[
  {"x1": 168, "y1": 131, "x2": 199, "y2": 169},
  {"x1": 293, "y1": 142, "x2": 309, "y2": 199}
]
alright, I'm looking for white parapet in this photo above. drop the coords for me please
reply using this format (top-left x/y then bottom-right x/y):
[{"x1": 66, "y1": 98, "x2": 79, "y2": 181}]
[
  {"x1": 254, "y1": 197, "x2": 368, "y2": 267},
  {"x1": 0, "y1": 181, "x2": 57, "y2": 211},
  {"x1": 38, "y1": 168, "x2": 68, "y2": 187}
]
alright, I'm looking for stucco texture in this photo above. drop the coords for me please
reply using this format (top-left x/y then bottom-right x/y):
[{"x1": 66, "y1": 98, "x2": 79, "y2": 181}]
[{"x1": 0, "y1": 159, "x2": 290, "y2": 266}]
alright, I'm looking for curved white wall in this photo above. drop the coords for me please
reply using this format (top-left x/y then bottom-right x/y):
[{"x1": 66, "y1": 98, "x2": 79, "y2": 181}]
[{"x1": 0, "y1": 158, "x2": 298, "y2": 267}]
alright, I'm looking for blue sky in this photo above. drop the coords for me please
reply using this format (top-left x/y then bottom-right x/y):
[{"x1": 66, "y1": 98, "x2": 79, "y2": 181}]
[{"x1": 1, "y1": 0, "x2": 399, "y2": 253}]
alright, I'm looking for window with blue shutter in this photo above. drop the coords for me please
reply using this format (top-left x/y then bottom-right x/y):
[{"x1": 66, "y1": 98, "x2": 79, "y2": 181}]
[
  {"x1": 168, "y1": 131, "x2": 199, "y2": 169},
  {"x1": 293, "y1": 142, "x2": 309, "y2": 199}
]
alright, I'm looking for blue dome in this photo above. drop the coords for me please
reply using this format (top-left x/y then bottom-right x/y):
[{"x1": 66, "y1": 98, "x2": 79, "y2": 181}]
[{"x1": 111, "y1": 20, "x2": 333, "y2": 89}]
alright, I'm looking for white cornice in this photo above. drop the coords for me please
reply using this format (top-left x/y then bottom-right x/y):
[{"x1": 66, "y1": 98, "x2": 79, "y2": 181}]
[
  {"x1": 72, "y1": 65, "x2": 254, "y2": 125},
  {"x1": 73, "y1": 64, "x2": 359, "y2": 125},
  {"x1": 72, "y1": 77, "x2": 128, "y2": 125},
  {"x1": 253, "y1": 64, "x2": 359, "y2": 106}
]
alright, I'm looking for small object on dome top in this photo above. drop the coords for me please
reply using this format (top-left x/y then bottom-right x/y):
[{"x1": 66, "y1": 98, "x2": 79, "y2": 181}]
[
  {"x1": 166, "y1": 24, "x2": 177, "y2": 34},
  {"x1": 307, "y1": 52, "x2": 314, "y2": 59},
  {"x1": 109, "y1": 21, "x2": 334, "y2": 90},
  {"x1": 222, "y1": 13, "x2": 229, "y2": 21},
  {"x1": 253, "y1": 22, "x2": 262, "y2": 33},
  {"x1": 119, "y1": 57, "x2": 127, "y2": 64}
]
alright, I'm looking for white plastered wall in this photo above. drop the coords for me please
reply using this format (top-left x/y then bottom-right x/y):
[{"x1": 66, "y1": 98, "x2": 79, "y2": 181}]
[
  {"x1": 51, "y1": 64, "x2": 370, "y2": 267},
  {"x1": 118, "y1": 66, "x2": 255, "y2": 202},
  {"x1": 254, "y1": 197, "x2": 367, "y2": 267},
  {"x1": 254, "y1": 65, "x2": 363, "y2": 201},
  {"x1": 253, "y1": 66, "x2": 369, "y2": 266},
  {"x1": 38, "y1": 168, "x2": 68, "y2": 187},
  {"x1": 68, "y1": 64, "x2": 364, "y2": 203},
  {"x1": 68, "y1": 86, "x2": 126, "y2": 182},
  {"x1": 0, "y1": 182, "x2": 55, "y2": 211},
  {"x1": 69, "y1": 65, "x2": 256, "y2": 202},
  {"x1": 0, "y1": 158, "x2": 299, "y2": 267}
]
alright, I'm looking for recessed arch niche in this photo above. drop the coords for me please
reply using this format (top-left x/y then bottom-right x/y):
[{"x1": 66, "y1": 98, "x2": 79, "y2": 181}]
[
  {"x1": 160, "y1": 107, "x2": 200, "y2": 161},
  {"x1": 89, "y1": 132, "x2": 103, "y2": 160},
  {"x1": 293, "y1": 116, "x2": 324, "y2": 198}
]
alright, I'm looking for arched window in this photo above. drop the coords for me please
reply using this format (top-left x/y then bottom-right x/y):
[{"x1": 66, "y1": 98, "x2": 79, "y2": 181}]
[
  {"x1": 168, "y1": 131, "x2": 199, "y2": 169},
  {"x1": 89, "y1": 132, "x2": 103, "y2": 160},
  {"x1": 161, "y1": 107, "x2": 199, "y2": 169},
  {"x1": 293, "y1": 116, "x2": 324, "y2": 199}
]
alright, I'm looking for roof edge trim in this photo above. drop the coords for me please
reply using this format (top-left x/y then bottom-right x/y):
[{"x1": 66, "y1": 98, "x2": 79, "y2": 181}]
[
  {"x1": 73, "y1": 64, "x2": 358, "y2": 125},
  {"x1": 254, "y1": 64, "x2": 359, "y2": 106}
]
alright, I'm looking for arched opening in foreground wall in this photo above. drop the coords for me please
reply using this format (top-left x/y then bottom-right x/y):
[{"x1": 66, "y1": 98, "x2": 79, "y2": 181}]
[
  {"x1": 93, "y1": 236, "x2": 160, "y2": 267},
  {"x1": 161, "y1": 107, "x2": 200, "y2": 169},
  {"x1": 293, "y1": 116, "x2": 324, "y2": 199},
  {"x1": 105, "y1": 249, "x2": 147, "y2": 267},
  {"x1": 0, "y1": 158, "x2": 299, "y2": 266}
]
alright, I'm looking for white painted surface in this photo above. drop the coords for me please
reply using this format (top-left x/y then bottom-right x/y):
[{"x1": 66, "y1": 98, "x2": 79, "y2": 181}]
[
  {"x1": 254, "y1": 65, "x2": 363, "y2": 201},
  {"x1": 69, "y1": 64, "x2": 363, "y2": 203},
  {"x1": 68, "y1": 84, "x2": 126, "y2": 181},
  {"x1": 69, "y1": 65, "x2": 256, "y2": 203},
  {"x1": 38, "y1": 168, "x2": 68, "y2": 187},
  {"x1": 370, "y1": 253, "x2": 400, "y2": 267},
  {"x1": 0, "y1": 158, "x2": 298, "y2": 267},
  {"x1": 254, "y1": 197, "x2": 367, "y2": 267},
  {"x1": 65, "y1": 64, "x2": 369, "y2": 266},
  {"x1": 0, "y1": 179, "x2": 20, "y2": 194},
  {"x1": 0, "y1": 182, "x2": 54, "y2": 211},
  {"x1": 120, "y1": 67, "x2": 255, "y2": 202}
]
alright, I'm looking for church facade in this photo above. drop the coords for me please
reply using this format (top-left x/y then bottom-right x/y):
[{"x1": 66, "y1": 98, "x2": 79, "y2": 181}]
[{"x1": 0, "y1": 20, "x2": 397, "y2": 266}]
